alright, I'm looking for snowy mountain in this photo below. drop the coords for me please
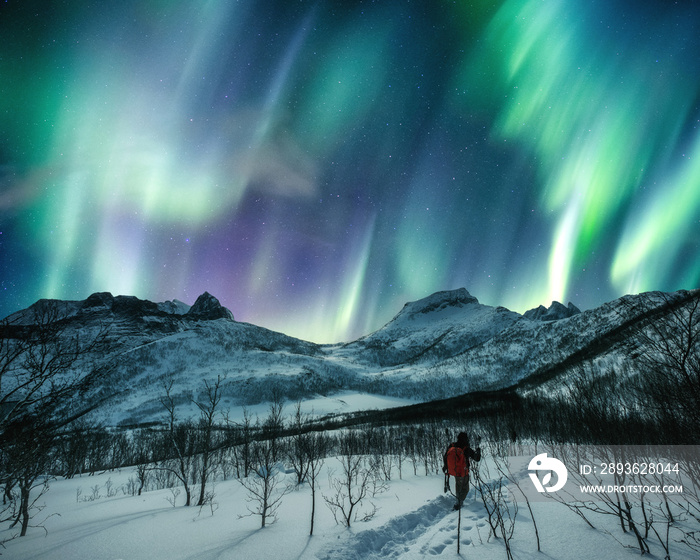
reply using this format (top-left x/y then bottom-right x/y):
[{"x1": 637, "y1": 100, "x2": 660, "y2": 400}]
[
  {"x1": 523, "y1": 300, "x2": 581, "y2": 321},
  {"x1": 340, "y1": 288, "x2": 522, "y2": 367},
  {"x1": 5, "y1": 287, "x2": 699, "y2": 559},
  {"x1": 2, "y1": 287, "x2": 698, "y2": 427},
  {"x1": 4, "y1": 291, "x2": 232, "y2": 335}
]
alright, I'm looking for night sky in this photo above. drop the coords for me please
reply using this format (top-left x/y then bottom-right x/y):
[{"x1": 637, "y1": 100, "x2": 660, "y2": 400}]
[{"x1": 1, "y1": 0, "x2": 699, "y2": 343}]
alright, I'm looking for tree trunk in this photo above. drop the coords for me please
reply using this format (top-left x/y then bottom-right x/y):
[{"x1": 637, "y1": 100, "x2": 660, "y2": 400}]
[
  {"x1": 261, "y1": 477, "x2": 269, "y2": 528},
  {"x1": 197, "y1": 452, "x2": 209, "y2": 506},
  {"x1": 184, "y1": 483, "x2": 191, "y2": 507},
  {"x1": 310, "y1": 485, "x2": 316, "y2": 536},
  {"x1": 19, "y1": 482, "x2": 30, "y2": 537}
]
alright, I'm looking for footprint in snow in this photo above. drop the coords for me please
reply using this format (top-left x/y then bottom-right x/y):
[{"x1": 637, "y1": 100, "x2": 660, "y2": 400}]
[{"x1": 320, "y1": 495, "x2": 454, "y2": 559}]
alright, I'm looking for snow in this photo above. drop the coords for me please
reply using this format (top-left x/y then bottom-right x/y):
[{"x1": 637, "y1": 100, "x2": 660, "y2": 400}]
[
  {"x1": 109, "y1": 391, "x2": 415, "y2": 426},
  {"x1": 281, "y1": 391, "x2": 414, "y2": 419},
  {"x1": 4, "y1": 458, "x2": 695, "y2": 560}
]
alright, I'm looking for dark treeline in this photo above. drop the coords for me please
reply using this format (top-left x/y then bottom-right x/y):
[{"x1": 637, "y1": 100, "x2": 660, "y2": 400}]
[{"x1": 37, "y1": 368, "x2": 697, "y2": 485}]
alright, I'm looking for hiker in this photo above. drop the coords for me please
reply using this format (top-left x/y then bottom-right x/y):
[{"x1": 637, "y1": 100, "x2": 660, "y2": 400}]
[{"x1": 443, "y1": 432, "x2": 481, "y2": 510}]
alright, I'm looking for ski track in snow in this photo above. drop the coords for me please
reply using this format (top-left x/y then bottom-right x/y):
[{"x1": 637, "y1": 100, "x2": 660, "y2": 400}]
[{"x1": 317, "y1": 494, "x2": 487, "y2": 560}]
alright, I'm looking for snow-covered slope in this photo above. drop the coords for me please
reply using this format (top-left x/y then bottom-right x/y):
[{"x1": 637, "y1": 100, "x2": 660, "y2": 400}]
[
  {"x1": 3, "y1": 454, "x2": 695, "y2": 560},
  {"x1": 339, "y1": 288, "x2": 522, "y2": 367},
  {"x1": 3, "y1": 287, "x2": 699, "y2": 426}
]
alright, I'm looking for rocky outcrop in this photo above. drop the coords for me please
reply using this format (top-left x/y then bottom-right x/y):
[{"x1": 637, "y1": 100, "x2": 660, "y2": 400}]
[
  {"x1": 524, "y1": 301, "x2": 581, "y2": 321},
  {"x1": 186, "y1": 292, "x2": 234, "y2": 321}
]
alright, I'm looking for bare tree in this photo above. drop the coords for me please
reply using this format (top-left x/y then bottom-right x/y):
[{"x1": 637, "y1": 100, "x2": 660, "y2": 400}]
[
  {"x1": 1, "y1": 301, "x2": 112, "y2": 537},
  {"x1": 261, "y1": 392, "x2": 284, "y2": 464},
  {"x1": 622, "y1": 290, "x2": 700, "y2": 441},
  {"x1": 130, "y1": 429, "x2": 155, "y2": 496},
  {"x1": 471, "y1": 441, "x2": 518, "y2": 560},
  {"x1": 194, "y1": 375, "x2": 226, "y2": 507},
  {"x1": 323, "y1": 431, "x2": 378, "y2": 528},
  {"x1": 227, "y1": 407, "x2": 254, "y2": 478},
  {"x1": 306, "y1": 432, "x2": 329, "y2": 536},
  {"x1": 552, "y1": 444, "x2": 653, "y2": 555},
  {"x1": 239, "y1": 439, "x2": 291, "y2": 528},
  {"x1": 288, "y1": 402, "x2": 310, "y2": 486},
  {"x1": 389, "y1": 426, "x2": 405, "y2": 480},
  {"x1": 156, "y1": 379, "x2": 195, "y2": 506},
  {"x1": 494, "y1": 442, "x2": 540, "y2": 552},
  {"x1": 283, "y1": 402, "x2": 330, "y2": 535},
  {"x1": 1, "y1": 302, "x2": 111, "y2": 435}
]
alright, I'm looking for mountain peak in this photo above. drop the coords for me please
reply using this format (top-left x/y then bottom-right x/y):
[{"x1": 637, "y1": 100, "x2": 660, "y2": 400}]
[
  {"x1": 187, "y1": 292, "x2": 234, "y2": 321},
  {"x1": 348, "y1": 287, "x2": 521, "y2": 368},
  {"x1": 80, "y1": 292, "x2": 162, "y2": 317},
  {"x1": 399, "y1": 288, "x2": 479, "y2": 317},
  {"x1": 82, "y1": 292, "x2": 115, "y2": 309},
  {"x1": 524, "y1": 300, "x2": 581, "y2": 321}
]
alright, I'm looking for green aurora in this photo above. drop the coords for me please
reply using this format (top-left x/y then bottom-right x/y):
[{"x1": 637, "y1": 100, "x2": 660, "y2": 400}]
[{"x1": 1, "y1": 0, "x2": 699, "y2": 342}]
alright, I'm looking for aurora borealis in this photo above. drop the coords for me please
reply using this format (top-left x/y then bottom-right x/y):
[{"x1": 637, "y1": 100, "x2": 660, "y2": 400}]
[{"x1": 1, "y1": 0, "x2": 699, "y2": 343}]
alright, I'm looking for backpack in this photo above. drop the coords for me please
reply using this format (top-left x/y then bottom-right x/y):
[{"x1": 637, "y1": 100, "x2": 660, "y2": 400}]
[{"x1": 444, "y1": 445, "x2": 468, "y2": 477}]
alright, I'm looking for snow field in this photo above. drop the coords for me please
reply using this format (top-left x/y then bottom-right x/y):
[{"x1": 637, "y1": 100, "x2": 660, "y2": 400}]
[{"x1": 4, "y1": 454, "x2": 697, "y2": 560}]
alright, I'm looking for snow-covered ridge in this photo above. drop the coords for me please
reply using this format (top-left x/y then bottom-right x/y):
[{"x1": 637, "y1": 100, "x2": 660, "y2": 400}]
[
  {"x1": 393, "y1": 287, "x2": 479, "y2": 317},
  {"x1": 4, "y1": 291, "x2": 234, "y2": 337},
  {"x1": 3, "y1": 287, "x2": 698, "y2": 427},
  {"x1": 344, "y1": 288, "x2": 523, "y2": 368}
]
